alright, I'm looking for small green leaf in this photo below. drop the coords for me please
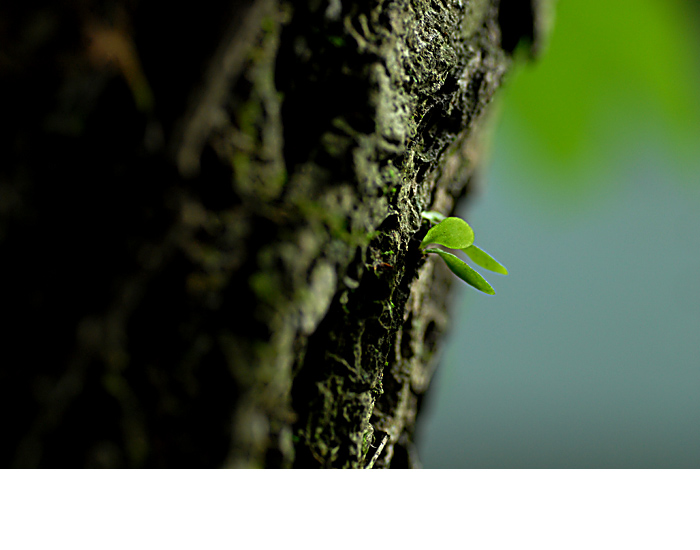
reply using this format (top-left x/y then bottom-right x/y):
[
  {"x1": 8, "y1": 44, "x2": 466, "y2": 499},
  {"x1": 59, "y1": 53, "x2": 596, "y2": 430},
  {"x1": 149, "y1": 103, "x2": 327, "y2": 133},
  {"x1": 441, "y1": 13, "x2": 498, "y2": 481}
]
[
  {"x1": 420, "y1": 217, "x2": 474, "y2": 250},
  {"x1": 420, "y1": 211, "x2": 447, "y2": 225},
  {"x1": 463, "y1": 245, "x2": 509, "y2": 275},
  {"x1": 429, "y1": 248, "x2": 495, "y2": 295}
]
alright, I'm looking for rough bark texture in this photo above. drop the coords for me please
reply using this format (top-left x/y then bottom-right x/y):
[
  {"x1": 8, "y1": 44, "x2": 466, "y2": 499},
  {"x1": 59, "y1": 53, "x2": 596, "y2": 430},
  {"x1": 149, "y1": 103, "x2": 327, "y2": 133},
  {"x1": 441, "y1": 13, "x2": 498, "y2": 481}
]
[{"x1": 1, "y1": 0, "x2": 541, "y2": 467}]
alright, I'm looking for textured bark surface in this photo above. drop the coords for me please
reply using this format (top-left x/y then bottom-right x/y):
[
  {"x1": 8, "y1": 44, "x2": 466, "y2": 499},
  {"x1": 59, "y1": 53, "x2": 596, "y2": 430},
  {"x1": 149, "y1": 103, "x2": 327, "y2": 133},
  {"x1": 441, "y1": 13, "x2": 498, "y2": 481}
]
[{"x1": 1, "y1": 0, "x2": 540, "y2": 467}]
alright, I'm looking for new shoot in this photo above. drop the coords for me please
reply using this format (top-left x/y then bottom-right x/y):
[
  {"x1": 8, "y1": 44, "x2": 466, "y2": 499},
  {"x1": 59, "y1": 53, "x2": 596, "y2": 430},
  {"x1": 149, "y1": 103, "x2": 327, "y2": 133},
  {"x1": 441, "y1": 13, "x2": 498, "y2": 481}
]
[{"x1": 419, "y1": 212, "x2": 508, "y2": 295}]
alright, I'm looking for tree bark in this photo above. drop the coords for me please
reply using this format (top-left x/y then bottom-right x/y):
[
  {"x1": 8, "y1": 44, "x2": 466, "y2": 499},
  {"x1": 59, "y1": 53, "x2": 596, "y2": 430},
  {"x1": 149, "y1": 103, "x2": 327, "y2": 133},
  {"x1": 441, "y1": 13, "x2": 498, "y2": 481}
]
[{"x1": 1, "y1": 0, "x2": 542, "y2": 467}]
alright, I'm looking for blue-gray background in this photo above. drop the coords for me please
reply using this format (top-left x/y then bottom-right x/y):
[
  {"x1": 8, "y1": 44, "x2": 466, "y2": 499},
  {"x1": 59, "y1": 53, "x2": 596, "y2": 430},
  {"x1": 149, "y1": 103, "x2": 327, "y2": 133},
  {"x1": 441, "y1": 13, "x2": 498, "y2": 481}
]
[{"x1": 417, "y1": 0, "x2": 700, "y2": 468}]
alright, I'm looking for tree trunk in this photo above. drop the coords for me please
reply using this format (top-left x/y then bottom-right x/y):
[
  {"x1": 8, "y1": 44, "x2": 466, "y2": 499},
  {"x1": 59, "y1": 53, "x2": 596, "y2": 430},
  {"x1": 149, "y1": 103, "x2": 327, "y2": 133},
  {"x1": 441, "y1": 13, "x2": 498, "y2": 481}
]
[{"x1": 1, "y1": 0, "x2": 543, "y2": 468}]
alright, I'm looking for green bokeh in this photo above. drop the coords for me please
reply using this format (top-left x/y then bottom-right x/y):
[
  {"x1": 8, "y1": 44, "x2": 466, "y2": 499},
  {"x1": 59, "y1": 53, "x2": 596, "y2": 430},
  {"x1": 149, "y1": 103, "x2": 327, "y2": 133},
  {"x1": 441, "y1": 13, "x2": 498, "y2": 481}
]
[{"x1": 500, "y1": 0, "x2": 700, "y2": 194}]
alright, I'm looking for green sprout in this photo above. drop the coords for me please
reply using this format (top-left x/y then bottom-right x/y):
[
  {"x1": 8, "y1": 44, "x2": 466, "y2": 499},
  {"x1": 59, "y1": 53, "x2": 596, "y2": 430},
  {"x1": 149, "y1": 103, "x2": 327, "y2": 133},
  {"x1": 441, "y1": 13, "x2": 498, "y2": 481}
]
[{"x1": 419, "y1": 212, "x2": 508, "y2": 295}]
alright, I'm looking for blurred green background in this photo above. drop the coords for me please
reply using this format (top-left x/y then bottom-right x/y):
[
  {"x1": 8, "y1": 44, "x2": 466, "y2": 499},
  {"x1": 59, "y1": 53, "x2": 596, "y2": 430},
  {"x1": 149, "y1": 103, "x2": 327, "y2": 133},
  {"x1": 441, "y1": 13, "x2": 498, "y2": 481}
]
[{"x1": 418, "y1": 0, "x2": 700, "y2": 467}]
